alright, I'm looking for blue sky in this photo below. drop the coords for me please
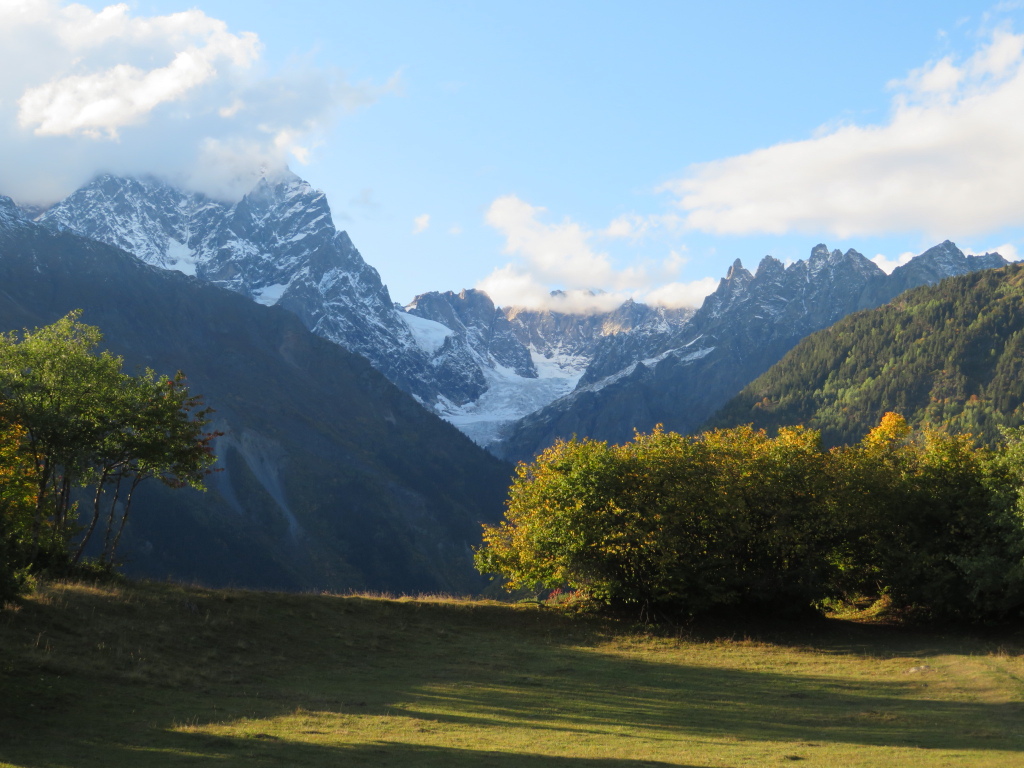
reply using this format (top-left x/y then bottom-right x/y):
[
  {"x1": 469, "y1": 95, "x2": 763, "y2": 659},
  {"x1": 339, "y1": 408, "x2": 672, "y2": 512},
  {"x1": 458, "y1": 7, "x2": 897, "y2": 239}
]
[{"x1": 2, "y1": 1, "x2": 1023, "y2": 308}]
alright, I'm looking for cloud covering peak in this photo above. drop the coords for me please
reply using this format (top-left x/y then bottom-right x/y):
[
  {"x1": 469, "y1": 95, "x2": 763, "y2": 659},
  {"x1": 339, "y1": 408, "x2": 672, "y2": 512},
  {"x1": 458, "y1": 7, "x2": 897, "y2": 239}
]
[
  {"x1": 477, "y1": 195, "x2": 716, "y2": 312},
  {"x1": 0, "y1": 1, "x2": 393, "y2": 204}
]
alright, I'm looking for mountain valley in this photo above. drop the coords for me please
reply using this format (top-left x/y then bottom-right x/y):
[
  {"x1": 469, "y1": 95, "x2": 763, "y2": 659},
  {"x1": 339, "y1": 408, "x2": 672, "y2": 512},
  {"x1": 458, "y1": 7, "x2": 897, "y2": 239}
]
[
  {"x1": 2, "y1": 171, "x2": 1017, "y2": 592},
  {"x1": 29, "y1": 172, "x2": 1009, "y2": 462}
]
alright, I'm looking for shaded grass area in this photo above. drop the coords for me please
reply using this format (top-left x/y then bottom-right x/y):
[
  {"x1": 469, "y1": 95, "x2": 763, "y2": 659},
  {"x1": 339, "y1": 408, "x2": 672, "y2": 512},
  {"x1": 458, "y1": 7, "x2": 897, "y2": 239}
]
[{"x1": 1, "y1": 580, "x2": 1023, "y2": 767}]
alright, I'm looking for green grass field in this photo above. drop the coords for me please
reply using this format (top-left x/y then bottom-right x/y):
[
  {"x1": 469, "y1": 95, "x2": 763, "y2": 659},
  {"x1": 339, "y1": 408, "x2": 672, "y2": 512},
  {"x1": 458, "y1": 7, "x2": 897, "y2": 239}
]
[{"x1": 1, "y1": 580, "x2": 1022, "y2": 767}]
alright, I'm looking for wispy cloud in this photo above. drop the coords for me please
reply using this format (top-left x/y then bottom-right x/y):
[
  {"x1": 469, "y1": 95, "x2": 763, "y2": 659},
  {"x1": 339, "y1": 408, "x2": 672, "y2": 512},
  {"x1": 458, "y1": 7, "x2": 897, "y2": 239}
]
[
  {"x1": 871, "y1": 252, "x2": 916, "y2": 274},
  {"x1": 644, "y1": 277, "x2": 721, "y2": 308},
  {"x1": 662, "y1": 27, "x2": 1024, "y2": 240},
  {"x1": 603, "y1": 213, "x2": 683, "y2": 240},
  {"x1": 0, "y1": 0, "x2": 396, "y2": 203},
  {"x1": 477, "y1": 195, "x2": 713, "y2": 311},
  {"x1": 413, "y1": 213, "x2": 430, "y2": 233}
]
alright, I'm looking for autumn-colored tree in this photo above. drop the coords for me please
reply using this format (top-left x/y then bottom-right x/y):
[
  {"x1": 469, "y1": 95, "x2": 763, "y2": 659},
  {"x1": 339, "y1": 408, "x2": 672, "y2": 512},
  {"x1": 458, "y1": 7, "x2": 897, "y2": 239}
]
[
  {"x1": 477, "y1": 413, "x2": 1024, "y2": 621},
  {"x1": 0, "y1": 422, "x2": 37, "y2": 602},
  {"x1": 477, "y1": 425, "x2": 841, "y2": 615},
  {"x1": 475, "y1": 437, "x2": 628, "y2": 603}
]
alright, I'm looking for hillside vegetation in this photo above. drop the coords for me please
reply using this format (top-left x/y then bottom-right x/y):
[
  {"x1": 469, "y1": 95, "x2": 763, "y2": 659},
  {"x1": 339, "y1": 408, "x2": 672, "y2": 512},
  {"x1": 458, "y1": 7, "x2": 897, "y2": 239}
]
[
  {"x1": 2, "y1": 579, "x2": 1024, "y2": 767},
  {"x1": 711, "y1": 264, "x2": 1024, "y2": 446}
]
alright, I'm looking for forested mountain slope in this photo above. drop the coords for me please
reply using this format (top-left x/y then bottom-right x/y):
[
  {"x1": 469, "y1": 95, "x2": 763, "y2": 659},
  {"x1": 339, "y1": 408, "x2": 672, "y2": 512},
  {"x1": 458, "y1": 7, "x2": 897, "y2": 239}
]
[
  {"x1": 709, "y1": 264, "x2": 1024, "y2": 445},
  {"x1": 498, "y1": 242, "x2": 1007, "y2": 461},
  {"x1": 0, "y1": 196, "x2": 511, "y2": 593}
]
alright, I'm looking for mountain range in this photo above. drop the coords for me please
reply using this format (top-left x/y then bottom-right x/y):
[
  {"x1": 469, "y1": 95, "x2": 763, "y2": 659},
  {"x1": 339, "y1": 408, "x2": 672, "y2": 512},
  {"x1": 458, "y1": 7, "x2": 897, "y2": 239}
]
[
  {"x1": 496, "y1": 241, "x2": 1008, "y2": 460},
  {"x1": 32, "y1": 172, "x2": 1008, "y2": 461},
  {"x1": 710, "y1": 262, "x2": 1024, "y2": 446},
  {"x1": 3, "y1": 169, "x2": 1015, "y2": 591},
  {"x1": 36, "y1": 173, "x2": 698, "y2": 450}
]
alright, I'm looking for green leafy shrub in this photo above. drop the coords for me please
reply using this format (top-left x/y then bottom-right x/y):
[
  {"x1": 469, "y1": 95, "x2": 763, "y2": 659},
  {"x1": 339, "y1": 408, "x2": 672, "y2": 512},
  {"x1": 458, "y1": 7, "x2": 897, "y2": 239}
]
[
  {"x1": 0, "y1": 422, "x2": 38, "y2": 603},
  {"x1": 477, "y1": 425, "x2": 843, "y2": 616},
  {"x1": 477, "y1": 414, "x2": 1024, "y2": 622}
]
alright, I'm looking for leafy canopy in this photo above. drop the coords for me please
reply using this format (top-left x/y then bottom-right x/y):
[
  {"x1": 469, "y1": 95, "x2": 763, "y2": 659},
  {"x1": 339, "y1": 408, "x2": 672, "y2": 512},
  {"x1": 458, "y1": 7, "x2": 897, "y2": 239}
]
[
  {"x1": 477, "y1": 415, "x2": 1024, "y2": 622},
  {"x1": 0, "y1": 312, "x2": 217, "y2": 596}
]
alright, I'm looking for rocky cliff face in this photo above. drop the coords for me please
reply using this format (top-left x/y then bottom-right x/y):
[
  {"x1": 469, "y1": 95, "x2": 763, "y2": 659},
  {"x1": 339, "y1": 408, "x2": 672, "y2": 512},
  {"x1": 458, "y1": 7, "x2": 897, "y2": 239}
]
[
  {"x1": 39, "y1": 173, "x2": 462, "y2": 405},
  {"x1": 497, "y1": 242, "x2": 1009, "y2": 462}
]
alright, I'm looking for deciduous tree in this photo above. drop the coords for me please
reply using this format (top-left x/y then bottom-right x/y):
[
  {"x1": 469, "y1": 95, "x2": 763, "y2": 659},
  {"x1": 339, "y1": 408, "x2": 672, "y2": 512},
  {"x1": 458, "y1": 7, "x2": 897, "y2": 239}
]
[{"x1": 0, "y1": 312, "x2": 218, "y2": 576}]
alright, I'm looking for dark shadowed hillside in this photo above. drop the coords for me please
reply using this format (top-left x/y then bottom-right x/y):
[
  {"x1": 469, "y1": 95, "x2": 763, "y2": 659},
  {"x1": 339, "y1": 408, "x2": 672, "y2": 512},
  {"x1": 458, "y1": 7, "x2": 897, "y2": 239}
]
[{"x1": 0, "y1": 197, "x2": 511, "y2": 593}]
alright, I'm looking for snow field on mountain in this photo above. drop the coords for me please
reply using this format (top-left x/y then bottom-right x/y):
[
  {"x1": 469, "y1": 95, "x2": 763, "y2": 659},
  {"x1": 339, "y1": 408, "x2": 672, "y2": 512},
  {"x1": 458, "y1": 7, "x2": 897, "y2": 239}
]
[
  {"x1": 439, "y1": 349, "x2": 587, "y2": 449},
  {"x1": 399, "y1": 311, "x2": 454, "y2": 354},
  {"x1": 165, "y1": 238, "x2": 198, "y2": 276}
]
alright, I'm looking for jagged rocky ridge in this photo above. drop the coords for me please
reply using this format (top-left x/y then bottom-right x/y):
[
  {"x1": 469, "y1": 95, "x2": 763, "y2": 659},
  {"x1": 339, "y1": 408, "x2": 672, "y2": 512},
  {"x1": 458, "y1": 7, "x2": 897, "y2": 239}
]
[
  {"x1": 39, "y1": 173, "x2": 486, "y2": 407},
  {"x1": 36, "y1": 173, "x2": 697, "y2": 448},
  {"x1": 496, "y1": 242, "x2": 1008, "y2": 461},
  {"x1": 31, "y1": 175, "x2": 1009, "y2": 461},
  {"x1": 0, "y1": 194, "x2": 511, "y2": 592},
  {"x1": 707, "y1": 262, "x2": 1024, "y2": 446}
]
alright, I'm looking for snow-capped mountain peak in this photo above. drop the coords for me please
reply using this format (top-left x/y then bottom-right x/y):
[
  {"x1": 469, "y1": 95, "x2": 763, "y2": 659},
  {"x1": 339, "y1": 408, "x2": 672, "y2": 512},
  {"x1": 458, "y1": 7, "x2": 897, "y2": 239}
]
[
  {"x1": 34, "y1": 172, "x2": 597, "y2": 424},
  {"x1": 29, "y1": 173, "x2": 1011, "y2": 459}
]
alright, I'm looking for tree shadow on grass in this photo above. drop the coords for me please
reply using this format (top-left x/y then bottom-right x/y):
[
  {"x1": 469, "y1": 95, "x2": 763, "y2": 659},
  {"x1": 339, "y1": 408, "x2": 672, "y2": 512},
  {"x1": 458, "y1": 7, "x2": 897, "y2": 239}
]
[
  {"x1": 5, "y1": 639, "x2": 1022, "y2": 767},
  {"x1": 393, "y1": 656, "x2": 1024, "y2": 751},
  {"x1": 80, "y1": 732, "x2": 700, "y2": 768},
  {"x1": 647, "y1": 609, "x2": 1023, "y2": 660},
  {"x1": 3, "y1": 592, "x2": 1024, "y2": 767}
]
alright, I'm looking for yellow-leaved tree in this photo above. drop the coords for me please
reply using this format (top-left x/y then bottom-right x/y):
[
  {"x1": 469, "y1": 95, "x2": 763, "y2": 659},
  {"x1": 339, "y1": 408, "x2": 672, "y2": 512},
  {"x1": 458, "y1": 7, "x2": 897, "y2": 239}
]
[{"x1": 0, "y1": 421, "x2": 37, "y2": 602}]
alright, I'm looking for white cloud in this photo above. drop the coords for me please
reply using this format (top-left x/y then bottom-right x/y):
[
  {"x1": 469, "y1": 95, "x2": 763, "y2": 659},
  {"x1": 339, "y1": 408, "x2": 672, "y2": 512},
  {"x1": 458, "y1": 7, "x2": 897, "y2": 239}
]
[
  {"x1": 16, "y1": 8, "x2": 259, "y2": 139},
  {"x1": 603, "y1": 212, "x2": 682, "y2": 240},
  {"x1": 0, "y1": 1, "x2": 393, "y2": 203},
  {"x1": 663, "y1": 27, "x2": 1024, "y2": 240},
  {"x1": 996, "y1": 243, "x2": 1020, "y2": 261},
  {"x1": 218, "y1": 99, "x2": 245, "y2": 118},
  {"x1": 485, "y1": 195, "x2": 618, "y2": 288},
  {"x1": 476, "y1": 266, "x2": 626, "y2": 315},
  {"x1": 871, "y1": 251, "x2": 916, "y2": 274},
  {"x1": 413, "y1": 213, "x2": 430, "y2": 234},
  {"x1": 478, "y1": 195, "x2": 712, "y2": 311},
  {"x1": 185, "y1": 136, "x2": 289, "y2": 201},
  {"x1": 966, "y1": 242, "x2": 1021, "y2": 261},
  {"x1": 644, "y1": 278, "x2": 720, "y2": 308}
]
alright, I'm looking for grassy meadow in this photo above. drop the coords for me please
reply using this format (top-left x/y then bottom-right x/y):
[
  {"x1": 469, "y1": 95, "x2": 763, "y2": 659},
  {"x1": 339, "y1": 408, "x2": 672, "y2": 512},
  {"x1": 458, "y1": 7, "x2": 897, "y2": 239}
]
[{"x1": 1, "y1": 580, "x2": 1023, "y2": 767}]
